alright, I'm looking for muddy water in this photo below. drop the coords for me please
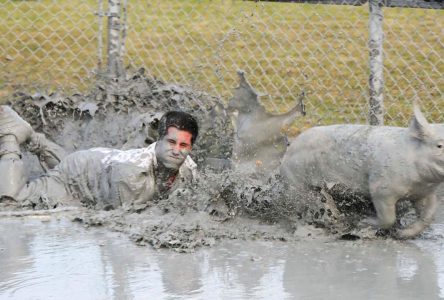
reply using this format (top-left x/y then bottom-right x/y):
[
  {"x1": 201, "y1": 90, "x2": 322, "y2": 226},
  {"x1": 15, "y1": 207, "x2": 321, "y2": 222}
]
[
  {"x1": 1, "y1": 215, "x2": 444, "y2": 300},
  {"x1": 3, "y1": 72, "x2": 444, "y2": 299}
]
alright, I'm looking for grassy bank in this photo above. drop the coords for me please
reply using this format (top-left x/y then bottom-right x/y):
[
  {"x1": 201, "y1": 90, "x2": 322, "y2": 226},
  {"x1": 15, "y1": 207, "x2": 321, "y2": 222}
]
[{"x1": 0, "y1": 0, "x2": 442, "y2": 126}]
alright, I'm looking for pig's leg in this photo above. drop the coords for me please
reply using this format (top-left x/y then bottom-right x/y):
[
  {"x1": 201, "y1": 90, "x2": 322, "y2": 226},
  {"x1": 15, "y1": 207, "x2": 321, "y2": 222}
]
[
  {"x1": 397, "y1": 194, "x2": 438, "y2": 239},
  {"x1": 373, "y1": 197, "x2": 397, "y2": 229},
  {"x1": 359, "y1": 195, "x2": 397, "y2": 230}
]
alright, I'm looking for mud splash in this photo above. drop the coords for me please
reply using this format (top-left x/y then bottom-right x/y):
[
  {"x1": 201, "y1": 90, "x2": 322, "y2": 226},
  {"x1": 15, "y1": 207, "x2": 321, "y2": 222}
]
[
  {"x1": 9, "y1": 69, "x2": 233, "y2": 165},
  {"x1": 0, "y1": 69, "x2": 431, "y2": 251}
]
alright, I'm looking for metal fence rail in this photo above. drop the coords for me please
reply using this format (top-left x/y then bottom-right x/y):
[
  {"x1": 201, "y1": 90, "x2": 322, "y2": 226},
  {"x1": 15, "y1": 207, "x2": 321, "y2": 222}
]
[{"x1": 0, "y1": 0, "x2": 442, "y2": 127}]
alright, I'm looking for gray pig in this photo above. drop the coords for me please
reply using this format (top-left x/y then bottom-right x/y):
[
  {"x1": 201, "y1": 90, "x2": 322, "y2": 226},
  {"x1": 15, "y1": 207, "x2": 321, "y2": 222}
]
[{"x1": 280, "y1": 104, "x2": 444, "y2": 238}]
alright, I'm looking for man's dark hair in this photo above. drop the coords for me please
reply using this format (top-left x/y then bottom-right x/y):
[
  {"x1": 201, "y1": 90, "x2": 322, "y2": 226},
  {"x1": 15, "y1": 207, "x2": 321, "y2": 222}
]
[{"x1": 158, "y1": 111, "x2": 199, "y2": 144}]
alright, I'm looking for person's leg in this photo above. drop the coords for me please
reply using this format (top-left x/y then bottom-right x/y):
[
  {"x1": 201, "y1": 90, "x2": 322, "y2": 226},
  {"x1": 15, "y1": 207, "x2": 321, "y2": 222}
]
[
  {"x1": 28, "y1": 132, "x2": 67, "y2": 171},
  {"x1": 16, "y1": 169, "x2": 78, "y2": 209},
  {"x1": 0, "y1": 105, "x2": 67, "y2": 200},
  {"x1": 0, "y1": 135, "x2": 27, "y2": 199},
  {"x1": 0, "y1": 106, "x2": 34, "y2": 199}
]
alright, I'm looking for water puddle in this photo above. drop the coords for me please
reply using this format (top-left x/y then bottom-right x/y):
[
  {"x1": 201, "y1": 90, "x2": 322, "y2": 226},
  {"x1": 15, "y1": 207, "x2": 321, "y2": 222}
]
[{"x1": 1, "y1": 216, "x2": 444, "y2": 299}]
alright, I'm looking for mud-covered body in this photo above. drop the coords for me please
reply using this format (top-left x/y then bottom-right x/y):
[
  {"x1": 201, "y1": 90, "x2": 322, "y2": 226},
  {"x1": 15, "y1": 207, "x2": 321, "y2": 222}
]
[
  {"x1": 16, "y1": 142, "x2": 197, "y2": 210},
  {"x1": 282, "y1": 124, "x2": 444, "y2": 198},
  {"x1": 281, "y1": 107, "x2": 444, "y2": 238},
  {"x1": 229, "y1": 71, "x2": 305, "y2": 173}
]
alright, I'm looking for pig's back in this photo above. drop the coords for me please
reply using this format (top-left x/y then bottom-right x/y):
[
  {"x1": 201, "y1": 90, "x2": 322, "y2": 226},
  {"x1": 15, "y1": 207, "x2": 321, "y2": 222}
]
[{"x1": 281, "y1": 125, "x2": 373, "y2": 194}]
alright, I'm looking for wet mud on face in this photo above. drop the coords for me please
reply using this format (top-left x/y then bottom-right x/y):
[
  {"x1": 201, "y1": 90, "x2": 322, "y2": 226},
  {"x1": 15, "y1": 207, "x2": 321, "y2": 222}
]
[{"x1": 1, "y1": 69, "x2": 442, "y2": 251}]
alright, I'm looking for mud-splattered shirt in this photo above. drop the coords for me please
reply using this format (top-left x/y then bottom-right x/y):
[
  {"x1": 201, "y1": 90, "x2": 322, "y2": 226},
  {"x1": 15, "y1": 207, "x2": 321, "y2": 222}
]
[{"x1": 19, "y1": 143, "x2": 197, "y2": 210}]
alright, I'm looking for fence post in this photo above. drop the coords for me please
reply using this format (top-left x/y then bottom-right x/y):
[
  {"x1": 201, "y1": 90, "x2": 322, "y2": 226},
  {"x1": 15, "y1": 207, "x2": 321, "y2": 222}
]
[
  {"x1": 121, "y1": 0, "x2": 127, "y2": 65},
  {"x1": 97, "y1": 0, "x2": 104, "y2": 72},
  {"x1": 368, "y1": 0, "x2": 384, "y2": 125},
  {"x1": 106, "y1": 0, "x2": 123, "y2": 80}
]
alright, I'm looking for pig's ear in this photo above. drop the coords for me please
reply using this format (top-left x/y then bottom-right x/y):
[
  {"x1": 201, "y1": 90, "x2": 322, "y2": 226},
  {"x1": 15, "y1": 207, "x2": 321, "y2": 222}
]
[{"x1": 409, "y1": 102, "x2": 432, "y2": 141}]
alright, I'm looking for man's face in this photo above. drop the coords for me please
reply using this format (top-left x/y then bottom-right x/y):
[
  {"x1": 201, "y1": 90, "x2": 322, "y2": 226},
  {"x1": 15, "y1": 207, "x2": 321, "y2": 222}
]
[{"x1": 155, "y1": 126, "x2": 193, "y2": 170}]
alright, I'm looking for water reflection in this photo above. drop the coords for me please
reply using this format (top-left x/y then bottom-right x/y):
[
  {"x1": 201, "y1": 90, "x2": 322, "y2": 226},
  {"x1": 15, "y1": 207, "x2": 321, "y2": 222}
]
[
  {"x1": 282, "y1": 240, "x2": 441, "y2": 299},
  {"x1": 0, "y1": 220, "x2": 35, "y2": 294},
  {"x1": 0, "y1": 217, "x2": 443, "y2": 300}
]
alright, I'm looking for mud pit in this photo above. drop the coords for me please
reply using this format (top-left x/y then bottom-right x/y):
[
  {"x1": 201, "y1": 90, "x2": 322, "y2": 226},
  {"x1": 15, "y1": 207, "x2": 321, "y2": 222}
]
[
  {"x1": 2, "y1": 215, "x2": 444, "y2": 299},
  {"x1": 1, "y1": 69, "x2": 442, "y2": 252}
]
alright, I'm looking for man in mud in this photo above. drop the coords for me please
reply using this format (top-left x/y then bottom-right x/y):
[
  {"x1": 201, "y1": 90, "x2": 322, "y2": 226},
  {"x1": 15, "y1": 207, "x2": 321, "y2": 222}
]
[{"x1": 0, "y1": 106, "x2": 198, "y2": 211}]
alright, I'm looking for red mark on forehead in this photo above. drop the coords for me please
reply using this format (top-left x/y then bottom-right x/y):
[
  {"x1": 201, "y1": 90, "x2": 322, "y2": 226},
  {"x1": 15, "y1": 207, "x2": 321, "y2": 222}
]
[{"x1": 167, "y1": 127, "x2": 192, "y2": 145}]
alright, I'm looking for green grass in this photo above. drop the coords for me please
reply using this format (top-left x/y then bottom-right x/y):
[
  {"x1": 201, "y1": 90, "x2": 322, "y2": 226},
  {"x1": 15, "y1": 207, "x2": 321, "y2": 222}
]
[
  {"x1": 0, "y1": 0, "x2": 98, "y2": 96},
  {"x1": 0, "y1": 0, "x2": 443, "y2": 128}
]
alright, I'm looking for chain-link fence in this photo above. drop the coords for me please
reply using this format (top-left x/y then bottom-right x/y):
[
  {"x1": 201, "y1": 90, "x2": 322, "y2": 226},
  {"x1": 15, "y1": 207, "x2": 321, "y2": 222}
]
[
  {"x1": 0, "y1": 0, "x2": 443, "y2": 127},
  {"x1": 0, "y1": 0, "x2": 99, "y2": 95}
]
